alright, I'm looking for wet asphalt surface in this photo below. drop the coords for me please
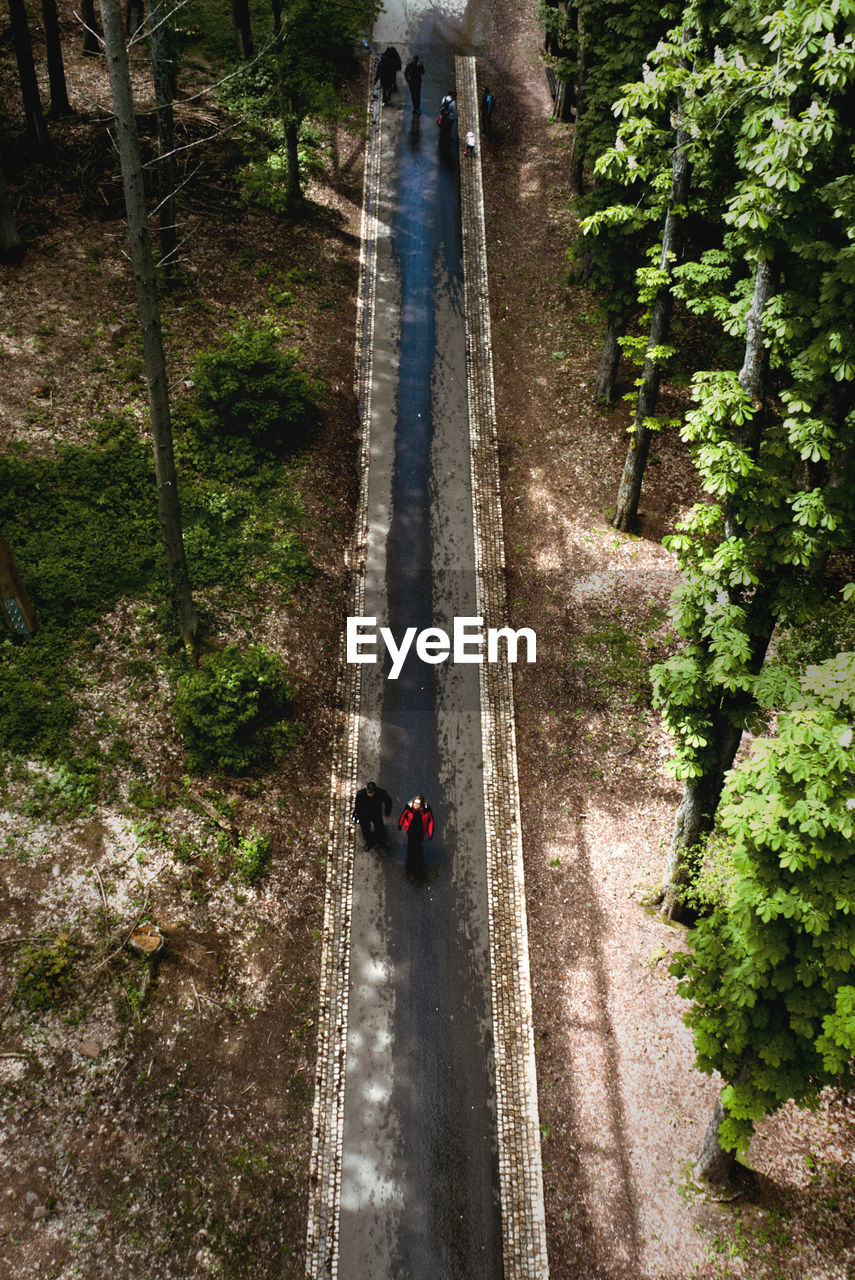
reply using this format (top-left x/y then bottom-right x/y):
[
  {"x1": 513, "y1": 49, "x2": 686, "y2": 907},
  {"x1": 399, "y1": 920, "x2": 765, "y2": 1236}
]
[{"x1": 337, "y1": 3, "x2": 504, "y2": 1277}]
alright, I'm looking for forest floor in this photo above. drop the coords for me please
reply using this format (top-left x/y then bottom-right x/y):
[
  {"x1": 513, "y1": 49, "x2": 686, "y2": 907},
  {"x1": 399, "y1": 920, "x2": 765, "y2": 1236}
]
[
  {"x1": 0, "y1": 2, "x2": 854, "y2": 1280},
  {"x1": 480, "y1": 1, "x2": 855, "y2": 1278}
]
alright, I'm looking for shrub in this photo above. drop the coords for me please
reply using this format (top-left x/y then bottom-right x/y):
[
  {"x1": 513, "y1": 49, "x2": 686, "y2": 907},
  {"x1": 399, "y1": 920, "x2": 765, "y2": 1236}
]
[
  {"x1": 15, "y1": 931, "x2": 79, "y2": 1012},
  {"x1": 174, "y1": 645, "x2": 297, "y2": 774},
  {"x1": 233, "y1": 829, "x2": 272, "y2": 885},
  {"x1": 192, "y1": 324, "x2": 316, "y2": 454}
]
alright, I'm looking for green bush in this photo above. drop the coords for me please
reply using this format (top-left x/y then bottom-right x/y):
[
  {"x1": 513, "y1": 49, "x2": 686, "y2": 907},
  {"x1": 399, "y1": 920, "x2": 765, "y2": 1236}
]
[
  {"x1": 174, "y1": 645, "x2": 297, "y2": 774},
  {"x1": 233, "y1": 829, "x2": 272, "y2": 885},
  {"x1": 192, "y1": 324, "x2": 316, "y2": 454},
  {"x1": 15, "y1": 931, "x2": 79, "y2": 1012}
]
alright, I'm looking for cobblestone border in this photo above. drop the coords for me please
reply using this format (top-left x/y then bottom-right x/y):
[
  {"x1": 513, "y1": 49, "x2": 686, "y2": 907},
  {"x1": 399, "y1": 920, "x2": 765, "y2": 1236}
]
[
  {"x1": 304, "y1": 83, "x2": 382, "y2": 1280},
  {"x1": 456, "y1": 54, "x2": 551, "y2": 1280}
]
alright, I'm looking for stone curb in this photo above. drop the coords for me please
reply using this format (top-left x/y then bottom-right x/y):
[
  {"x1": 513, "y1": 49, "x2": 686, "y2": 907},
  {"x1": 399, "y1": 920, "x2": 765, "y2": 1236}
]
[
  {"x1": 304, "y1": 84, "x2": 382, "y2": 1280},
  {"x1": 456, "y1": 53, "x2": 550, "y2": 1279}
]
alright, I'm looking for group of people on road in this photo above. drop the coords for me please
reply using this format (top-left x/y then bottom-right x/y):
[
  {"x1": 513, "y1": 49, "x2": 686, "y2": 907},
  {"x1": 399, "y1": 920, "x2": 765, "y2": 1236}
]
[
  {"x1": 353, "y1": 780, "x2": 434, "y2": 876},
  {"x1": 358, "y1": 45, "x2": 498, "y2": 883},
  {"x1": 374, "y1": 45, "x2": 496, "y2": 144}
]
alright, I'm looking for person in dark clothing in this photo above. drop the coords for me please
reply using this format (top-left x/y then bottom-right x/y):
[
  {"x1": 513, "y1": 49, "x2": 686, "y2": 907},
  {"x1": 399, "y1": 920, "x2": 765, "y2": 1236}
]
[
  {"x1": 480, "y1": 85, "x2": 495, "y2": 136},
  {"x1": 398, "y1": 795, "x2": 434, "y2": 876},
  {"x1": 375, "y1": 45, "x2": 402, "y2": 104},
  {"x1": 404, "y1": 54, "x2": 424, "y2": 114},
  {"x1": 353, "y1": 780, "x2": 393, "y2": 851}
]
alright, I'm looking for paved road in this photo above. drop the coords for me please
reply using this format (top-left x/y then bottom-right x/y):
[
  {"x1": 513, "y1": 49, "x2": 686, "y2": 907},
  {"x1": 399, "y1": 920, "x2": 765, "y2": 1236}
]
[{"x1": 337, "y1": 3, "x2": 504, "y2": 1277}]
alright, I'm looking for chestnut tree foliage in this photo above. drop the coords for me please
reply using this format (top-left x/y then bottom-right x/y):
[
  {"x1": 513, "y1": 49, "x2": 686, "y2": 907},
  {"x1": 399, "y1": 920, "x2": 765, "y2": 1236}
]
[
  {"x1": 671, "y1": 648, "x2": 855, "y2": 1182},
  {"x1": 555, "y1": 0, "x2": 855, "y2": 1176}
]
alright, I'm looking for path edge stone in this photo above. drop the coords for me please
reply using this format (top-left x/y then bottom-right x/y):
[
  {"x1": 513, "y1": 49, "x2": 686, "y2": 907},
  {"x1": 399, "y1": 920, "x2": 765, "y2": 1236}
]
[
  {"x1": 304, "y1": 80, "x2": 382, "y2": 1280},
  {"x1": 456, "y1": 53, "x2": 551, "y2": 1280}
]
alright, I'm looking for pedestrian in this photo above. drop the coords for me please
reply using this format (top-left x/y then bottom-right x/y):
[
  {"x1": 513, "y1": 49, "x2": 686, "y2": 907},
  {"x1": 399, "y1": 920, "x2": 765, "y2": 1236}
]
[
  {"x1": 404, "y1": 54, "x2": 424, "y2": 114},
  {"x1": 480, "y1": 85, "x2": 495, "y2": 136},
  {"x1": 464, "y1": 129, "x2": 476, "y2": 157},
  {"x1": 352, "y1": 780, "x2": 393, "y2": 851},
  {"x1": 437, "y1": 92, "x2": 456, "y2": 144},
  {"x1": 398, "y1": 794, "x2": 434, "y2": 876},
  {"x1": 375, "y1": 45, "x2": 402, "y2": 105}
]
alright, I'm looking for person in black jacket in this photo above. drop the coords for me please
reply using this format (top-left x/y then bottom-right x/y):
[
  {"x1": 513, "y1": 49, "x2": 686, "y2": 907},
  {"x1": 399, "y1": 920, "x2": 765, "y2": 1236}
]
[
  {"x1": 404, "y1": 54, "x2": 425, "y2": 114},
  {"x1": 375, "y1": 46, "x2": 402, "y2": 105},
  {"x1": 352, "y1": 780, "x2": 393, "y2": 850}
]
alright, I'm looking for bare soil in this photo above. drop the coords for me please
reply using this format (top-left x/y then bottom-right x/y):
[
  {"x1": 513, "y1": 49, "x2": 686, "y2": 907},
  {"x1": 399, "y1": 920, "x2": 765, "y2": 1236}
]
[
  {"x1": 479, "y1": 3, "x2": 855, "y2": 1278},
  {"x1": 1, "y1": 4, "x2": 854, "y2": 1280}
]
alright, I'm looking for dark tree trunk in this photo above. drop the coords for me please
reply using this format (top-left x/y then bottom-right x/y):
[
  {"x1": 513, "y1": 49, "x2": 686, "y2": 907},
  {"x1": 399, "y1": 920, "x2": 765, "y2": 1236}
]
[
  {"x1": 81, "y1": 0, "x2": 100, "y2": 54},
  {"x1": 99, "y1": 0, "x2": 197, "y2": 650},
  {"x1": 0, "y1": 161, "x2": 24, "y2": 264},
  {"x1": 42, "y1": 0, "x2": 73, "y2": 116},
  {"x1": 658, "y1": 598, "x2": 775, "y2": 920},
  {"x1": 612, "y1": 126, "x2": 690, "y2": 532},
  {"x1": 271, "y1": 0, "x2": 282, "y2": 36},
  {"x1": 723, "y1": 257, "x2": 776, "y2": 538},
  {"x1": 125, "y1": 0, "x2": 143, "y2": 37},
  {"x1": 231, "y1": 0, "x2": 253, "y2": 59},
  {"x1": 694, "y1": 1055, "x2": 755, "y2": 1186},
  {"x1": 8, "y1": 0, "x2": 51, "y2": 152},
  {"x1": 150, "y1": 0, "x2": 178, "y2": 272},
  {"x1": 568, "y1": 9, "x2": 586, "y2": 192},
  {"x1": 594, "y1": 311, "x2": 628, "y2": 404}
]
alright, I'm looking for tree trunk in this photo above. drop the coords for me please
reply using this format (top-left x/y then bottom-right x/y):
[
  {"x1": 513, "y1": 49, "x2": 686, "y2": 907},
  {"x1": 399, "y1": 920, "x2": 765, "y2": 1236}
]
[
  {"x1": 271, "y1": 0, "x2": 282, "y2": 36},
  {"x1": 125, "y1": 0, "x2": 143, "y2": 37},
  {"x1": 284, "y1": 118, "x2": 302, "y2": 204},
  {"x1": 99, "y1": 0, "x2": 196, "y2": 649},
  {"x1": 0, "y1": 529, "x2": 37, "y2": 635},
  {"x1": 723, "y1": 257, "x2": 776, "y2": 538},
  {"x1": 231, "y1": 0, "x2": 253, "y2": 59},
  {"x1": 0, "y1": 161, "x2": 24, "y2": 264},
  {"x1": 612, "y1": 126, "x2": 690, "y2": 531},
  {"x1": 8, "y1": 0, "x2": 51, "y2": 152},
  {"x1": 658, "y1": 599, "x2": 775, "y2": 919},
  {"x1": 568, "y1": 9, "x2": 586, "y2": 192},
  {"x1": 694, "y1": 1054, "x2": 755, "y2": 1186},
  {"x1": 150, "y1": 1, "x2": 178, "y2": 273},
  {"x1": 81, "y1": 0, "x2": 100, "y2": 54},
  {"x1": 594, "y1": 311, "x2": 627, "y2": 404},
  {"x1": 42, "y1": 0, "x2": 73, "y2": 116}
]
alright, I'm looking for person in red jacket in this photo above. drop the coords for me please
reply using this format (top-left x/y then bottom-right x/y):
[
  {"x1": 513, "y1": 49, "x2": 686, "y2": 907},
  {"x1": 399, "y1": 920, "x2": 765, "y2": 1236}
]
[{"x1": 398, "y1": 794, "x2": 434, "y2": 875}]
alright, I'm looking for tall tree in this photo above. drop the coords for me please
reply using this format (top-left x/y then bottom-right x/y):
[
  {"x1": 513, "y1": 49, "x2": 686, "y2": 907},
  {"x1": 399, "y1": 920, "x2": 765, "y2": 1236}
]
[
  {"x1": 611, "y1": 113, "x2": 691, "y2": 530},
  {"x1": 275, "y1": 0, "x2": 378, "y2": 205},
  {"x1": 231, "y1": 0, "x2": 254, "y2": 59},
  {"x1": 0, "y1": 161, "x2": 24, "y2": 264},
  {"x1": 671, "y1": 649, "x2": 855, "y2": 1186},
  {"x1": 99, "y1": 0, "x2": 197, "y2": 648},
  {"x1": 7, "y1": 0, "x2": 51, "y2": 151},
  {"x1": 81, "y1": 0, "x2": 101, "y2": 54},
  {"x1": 652, "y1": 0, "x2": 855, "y2": 916},
  {"x1": 149, "y1": 0, "x2": 178, "y2": 271},
  {"x1": 42, "y1": 0, "x2": 73, "y2": 116}
]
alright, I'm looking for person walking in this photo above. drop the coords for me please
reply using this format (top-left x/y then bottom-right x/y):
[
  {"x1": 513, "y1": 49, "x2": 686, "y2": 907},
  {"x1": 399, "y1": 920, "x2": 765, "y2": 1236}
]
[
  {"x1": 353, "y1": 780, "x2": 393, "y2": 851},
  {"x1": 437, "y1": 92, "x2": 456, "y2": 148},
  {"x1": 398, "y1": 794, "x2": 434, "y2": 876},
  {"x1": 480, "y1": 85, "x2": 495, "y2": 136},
  {"x1": 375, "y1": 45, "x2": 402, "y2": 105},
  {"x1": 404, "y1": 54, "x2": 425, "y2": 114}
]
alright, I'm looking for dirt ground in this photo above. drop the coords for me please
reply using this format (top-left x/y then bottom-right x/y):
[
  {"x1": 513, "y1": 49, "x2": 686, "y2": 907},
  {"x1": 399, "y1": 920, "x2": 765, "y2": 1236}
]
[
  {"x1": 1, "y1": 2, "x2": 854, "y2": 1279},
  {"x1": 479, "y1": 2, "x2": 855, "y2": 1278}
]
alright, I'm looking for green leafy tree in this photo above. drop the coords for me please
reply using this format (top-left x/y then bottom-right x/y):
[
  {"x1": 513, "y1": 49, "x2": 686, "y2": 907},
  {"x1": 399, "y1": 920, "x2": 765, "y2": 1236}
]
[
  {"x1": 671, "y1": 647, "x2": 855, "y2": 1186},
  {"x1": 652, "y1": 0, "x2": 855, "y2": 915},
  {"x1": 275, "y1": 0, "x2": 378, "y2": 204}
]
